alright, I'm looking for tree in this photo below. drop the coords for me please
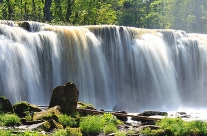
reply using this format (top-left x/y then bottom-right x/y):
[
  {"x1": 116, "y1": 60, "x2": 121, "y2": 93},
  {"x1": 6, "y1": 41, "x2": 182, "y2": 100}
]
[{"x1": 44, "y1": 0, "x2": 52, "y2": 22}]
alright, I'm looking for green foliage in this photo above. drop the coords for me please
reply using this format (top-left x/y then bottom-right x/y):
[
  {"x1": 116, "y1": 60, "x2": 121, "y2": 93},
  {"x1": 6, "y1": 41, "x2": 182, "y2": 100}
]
[
  {"x1": 141, "y1": 117, "x2": 207, "y2": 136},
  {"x1": 23, "y1": 131, "x2": 40, "y2": 136},
  {"x1": 103, "y1": 113, "x2": 123, "y2": 125},
  {"x1": 0, "y1": 129, "x2": 12, "y2": 136},
  {"x1": 79, "y1": 113, "x2": 121, "y2": 135},
  {"x1": 52, "y1": 129, "x2": 67, "y2": 136},
  {"x1": 0, "y1": 113, "x2": 21, "y2": 126},
  {"x1": 115, "y1": 131, "x2": 127, "y2": 136},
  {"x1": 65, "y1": 127, "x2": 82, "y2": 136},
  {"x1": 1, "y1": 0, "x2": 207, "y2": 32},
  {"x1": 58, "y1": 114, "x2": 77, "y2": 128},
  {"x1": 141, "y1": 127, "x2": 167, "y2": 136},
  {"x1": 52, "y1": 127, "x2": 82, "y2": 136},
  {"x1": 104, "y1": 123, "x2": 117, "y2": 135},
  {"x1": 80, "y1": 115, "x2": 105, "y2": 135}
]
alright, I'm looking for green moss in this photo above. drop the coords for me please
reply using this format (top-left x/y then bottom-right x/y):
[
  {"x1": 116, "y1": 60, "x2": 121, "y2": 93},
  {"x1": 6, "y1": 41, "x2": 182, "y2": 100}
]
[
  {"x1": 66, "y1": 127, "x2": 82, "y2": 136},
  {"x1": 33, "y1": 106, "x2": 61, "y2": 121},
  {"x1": 77, "y1": 102, "x2": 95, "y2": 109}
]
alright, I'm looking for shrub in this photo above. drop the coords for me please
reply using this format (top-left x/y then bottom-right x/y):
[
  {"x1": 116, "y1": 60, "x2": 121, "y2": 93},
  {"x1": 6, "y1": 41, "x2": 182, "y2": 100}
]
[
  {"x1": 0, "y1": 129, "x2": 12, "y2": 136},
  {"x1": 52, "y1": 129, "x2": 67, "y2": 136},
  {"x1": 58, "y1": 114, "x2": 77, "y2": 127},
  {"x1": 80, "y1": 115, "x2": 105, "y2": 135},
  {"x1": 80, "y1": 113, "x2": 121, "y2": 135},
  {"x1": 52, "y1": 127, "x2": 82, "y2": 136},
  {"x1": 66, "y1": 127, "x2": 82, "y2": 136},
  {"x1": 115, "y1": 131, "x2": 127, "y2": 136},
  {"x1": 0, "y1": 113, "x2": 21, "y2": 126},
  {"x1": 104, "y1": 123, "x2": 117, "y2": 135},
  {"x1": 103, "y1": 113, "x2": 122, "y2": 125}
]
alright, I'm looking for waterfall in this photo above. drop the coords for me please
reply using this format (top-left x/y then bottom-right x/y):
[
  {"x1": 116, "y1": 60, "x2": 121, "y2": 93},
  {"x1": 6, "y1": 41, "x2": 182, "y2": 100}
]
[{"x1": 0, "y1": 21, "x2": 207, "y2": 111}]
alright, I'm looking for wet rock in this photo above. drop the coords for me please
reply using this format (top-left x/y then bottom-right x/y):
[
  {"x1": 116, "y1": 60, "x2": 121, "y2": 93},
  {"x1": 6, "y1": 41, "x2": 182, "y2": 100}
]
[
  {"x1": 49, "y1": 82, "x2": 79, "y2": 115},
  {"x1": 0, "y1": 96, "x2": 14, "y2": 113},
  {"x1": 139, "y1": 110, "x2": 168, "y2": 116},
  {"x1": 115, "y1": 111, "x2": 128, "y2": 122},
  {"x1": 176, "y1": 112, "x2": 191, "y2": 118}
]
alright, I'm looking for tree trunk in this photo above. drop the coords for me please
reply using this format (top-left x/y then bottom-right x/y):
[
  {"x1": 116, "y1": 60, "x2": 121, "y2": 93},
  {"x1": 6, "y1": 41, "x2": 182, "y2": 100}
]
[
  {"x1": 66, "y1": 0, "x2": 74, "y2": 23},
  {"x1": 43, "y1": 0, "x2": 52, "y2": 22}
]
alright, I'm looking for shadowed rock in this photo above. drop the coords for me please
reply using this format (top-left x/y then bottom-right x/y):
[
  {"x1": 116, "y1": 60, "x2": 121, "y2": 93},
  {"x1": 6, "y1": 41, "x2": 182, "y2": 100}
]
[
  {"x1": 49, "y1": 82, "x2": 79, "y2": 115},
  {"x1": 0, "y1": 96, "x2": 14, "y2": 113}
]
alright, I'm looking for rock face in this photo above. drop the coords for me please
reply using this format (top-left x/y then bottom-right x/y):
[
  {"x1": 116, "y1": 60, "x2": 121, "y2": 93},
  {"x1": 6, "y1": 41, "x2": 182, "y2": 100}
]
[
  {"x1": 49, "y1": 82, "x2": 79, "y2": 115},
  {"x1": 0, "y1": 96, "x2": 14, "y2": 113}
]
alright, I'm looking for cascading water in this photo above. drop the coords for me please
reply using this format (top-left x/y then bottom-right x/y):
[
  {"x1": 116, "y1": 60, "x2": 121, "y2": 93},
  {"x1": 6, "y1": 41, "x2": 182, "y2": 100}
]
[{"x1": 0, "y1": 20, "x2": 207, "y2": 112}]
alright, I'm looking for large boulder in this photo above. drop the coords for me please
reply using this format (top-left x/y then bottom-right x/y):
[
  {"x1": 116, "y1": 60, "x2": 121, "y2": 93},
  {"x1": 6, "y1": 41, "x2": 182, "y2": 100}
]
[
  {"x1": 0, "y1": 96, "x2": 14, "y2": 113},
  {"x1": 49, "y1": 82, "x2": 79, "y2": 115}
]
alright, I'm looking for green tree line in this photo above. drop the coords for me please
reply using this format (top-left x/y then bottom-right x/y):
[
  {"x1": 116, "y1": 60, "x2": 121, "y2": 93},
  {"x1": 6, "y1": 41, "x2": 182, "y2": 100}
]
[{"x1": 0, "y1": 0, "x2": 207, "y2": 33}]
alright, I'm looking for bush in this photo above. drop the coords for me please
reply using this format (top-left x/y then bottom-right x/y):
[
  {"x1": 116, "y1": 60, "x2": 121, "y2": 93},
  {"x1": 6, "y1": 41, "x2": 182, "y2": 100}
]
[
  {"x1": 52, "y1": 127, "x2": 82, "y2": 136},
  {"x1": 0, "y1": 129, "x2": 12, "y2": 136},
  {"x1": 52, "y1": 129, "x2": 67, "y2": 136},
  {"x1": 66, "y1": 127, "x2": 82, "y2": 136},
  {"x1": 115, "y1": 131, "x2": 127, "y2": 136},
  {"x1": 103, "y1": 113, "x2": 122, "y2": 125},
  {"x1": 80, "y1": 113, "x2": 121, "y2": 135},
  {"x1": 104, "y1": 123, "x2": 117, "y2": 135},
  {"x1": 80, "y1": 115, "x2": 105, "y2": 135},
  {"x1": 58, "y1": 114, "x2": 77, "y2": 127},
  {"x1": 0, "y1": 113, "x2": 21, "y2": 126}
]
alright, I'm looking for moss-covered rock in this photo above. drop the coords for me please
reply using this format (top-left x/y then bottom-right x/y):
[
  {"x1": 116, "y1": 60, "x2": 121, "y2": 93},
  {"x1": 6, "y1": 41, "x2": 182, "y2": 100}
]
[
  {"x1": 77, "y1": 102, "x2": 96, "y2": 110},
  {"x1": 13, "y1": 101, "x2": 42, "y2": 117},
  {"x1": 0, "y1": 96, "x2": 14, "y2": 113},
  {"x1": 33, "y1": 119, "x2": 63, "y2": 132},
  {"x1": 33, "y1": 106, "x2": 61, "y2": 121}
]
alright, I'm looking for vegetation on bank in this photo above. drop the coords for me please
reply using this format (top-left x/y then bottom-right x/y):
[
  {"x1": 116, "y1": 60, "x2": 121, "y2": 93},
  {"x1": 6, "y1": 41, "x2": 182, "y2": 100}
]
[
  {"x1": 1, "y1": 111, "x2": 207, "y2": 136},
  {"x1": 0, "y1": 0, "x2": 207, "y2": 33},
  {"x1": 141, "y1": 117, "x2": 207, "y2": 136},
  {"x1": 1, "y1": 96, "x2": 207, "y2": 136}
]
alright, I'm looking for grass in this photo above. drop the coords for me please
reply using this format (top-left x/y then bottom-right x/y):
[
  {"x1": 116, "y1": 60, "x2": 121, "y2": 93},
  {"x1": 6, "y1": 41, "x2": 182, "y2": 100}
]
[
  {"x1": 141, "y1": 117, "x2": 207, "y2": 136},
  {"x1": 0, "y1": 129, "x2": 12, "y2": 136},
  {"x1": 104, "y1": 123, "x2": 117, "y2": 135},
  {"x1": 0, "y1": 113, "x2": 21, "y2": 126},
  {"x1": 58, "y1": 114, "x2": 77, "y2": 128},
  {"x1": 79, "y1": 113, "x2": 121, "y2": 135},
  {"x1": 52, "y1": 127, "x2": 82, "y2": 136}
]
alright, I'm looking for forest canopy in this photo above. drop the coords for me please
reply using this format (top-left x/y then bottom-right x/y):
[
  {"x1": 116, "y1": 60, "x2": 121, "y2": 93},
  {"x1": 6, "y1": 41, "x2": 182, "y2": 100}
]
[{"x1": 0, "y1": 0, "x2": 207, "y2": 33}]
